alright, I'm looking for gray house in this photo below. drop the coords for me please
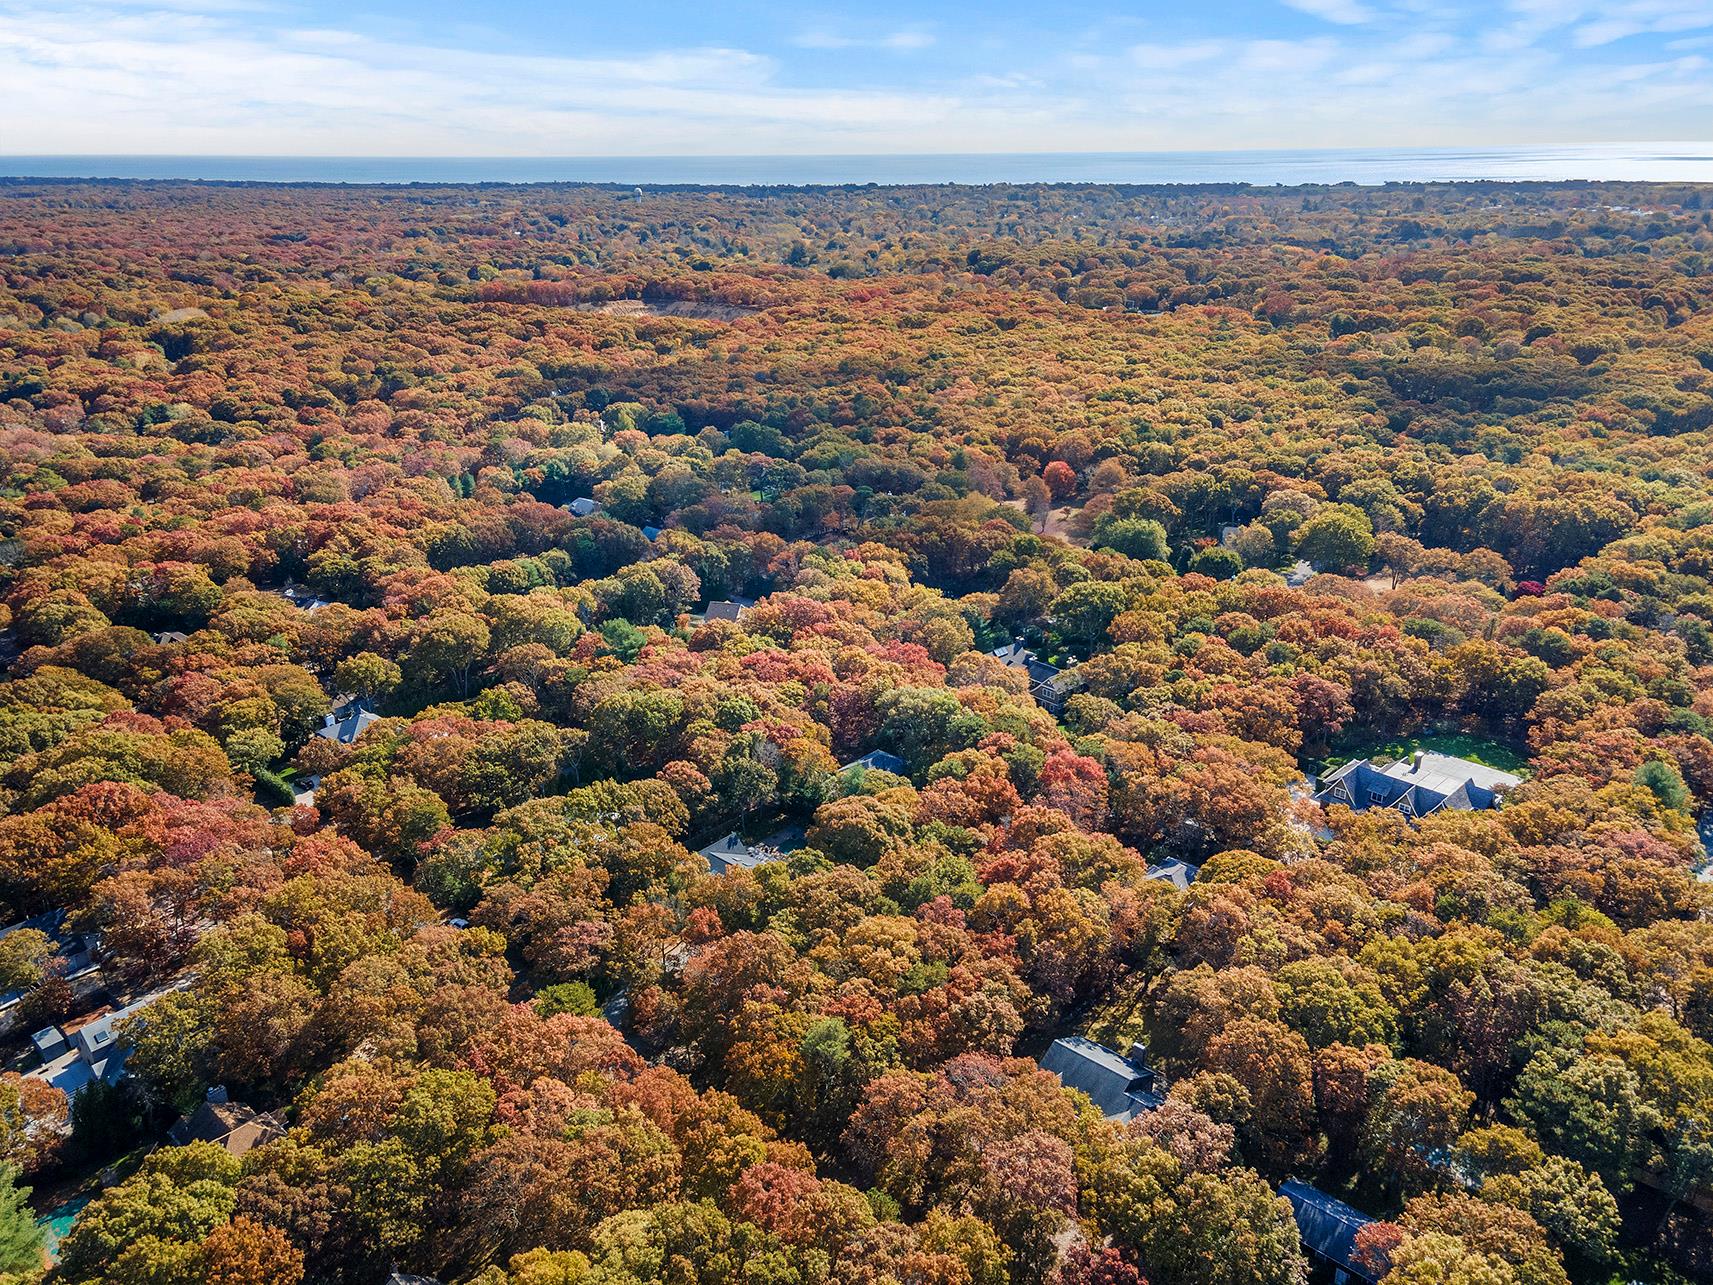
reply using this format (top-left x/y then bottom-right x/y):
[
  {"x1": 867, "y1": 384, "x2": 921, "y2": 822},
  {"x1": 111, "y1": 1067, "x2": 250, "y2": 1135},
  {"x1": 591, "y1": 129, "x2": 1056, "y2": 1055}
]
[
  {"x1": 1144, "y1": 858, "x2": 1200, "y2": 892},
  {"x1": 1279, "y1": 1181, "x2": 1381, "y2": 1284},
  {"x1": 990, "y1": 641, "x2": 1081, "y2": 715},
  {"x1": 702, "y1": 596, "x2": 757, "y2": 624},
  {"x1": 697, "y1": 833, "x2": 782, "y2": 876},
  {"x1": 1314, "y1": 750, "x2": 1520, "y2": 820},
  {"x1": 31, "y1": 1027, "x2": 68, "y2": 1062},
  {"x1": 564, "y1": 497, "x2": 599, "y2": 518},
  {"x1": 1039, "y1": 1036, "x2": 1164, "y2": 1121},
  {"x1": 316, "y1": 704, "x2": 381, "y2": 745},
  {"x1": 843, "y1": 750, "x2": 908, "y2": 775}
]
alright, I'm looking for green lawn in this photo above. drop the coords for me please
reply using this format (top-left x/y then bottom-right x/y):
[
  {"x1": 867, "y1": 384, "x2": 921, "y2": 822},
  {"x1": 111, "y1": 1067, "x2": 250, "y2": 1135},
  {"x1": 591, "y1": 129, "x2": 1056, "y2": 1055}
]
[{"x1": 1316, "y1": 728, "x2": 1532, "y2": 777}]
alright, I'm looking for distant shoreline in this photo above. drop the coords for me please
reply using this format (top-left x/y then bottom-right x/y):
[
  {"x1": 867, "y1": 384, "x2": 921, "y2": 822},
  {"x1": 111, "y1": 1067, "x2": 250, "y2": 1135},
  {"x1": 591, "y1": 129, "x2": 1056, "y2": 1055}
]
[{"x1": 2, "y1": 144, "x2": 1712, "y2": 187}]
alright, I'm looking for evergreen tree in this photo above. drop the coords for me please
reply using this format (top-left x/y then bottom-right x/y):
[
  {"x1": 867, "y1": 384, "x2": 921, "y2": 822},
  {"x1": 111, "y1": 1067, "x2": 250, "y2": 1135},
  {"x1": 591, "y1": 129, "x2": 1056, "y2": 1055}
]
[{"x1": 0, "y1": 1165, "x2": 44, "y2": 1277}]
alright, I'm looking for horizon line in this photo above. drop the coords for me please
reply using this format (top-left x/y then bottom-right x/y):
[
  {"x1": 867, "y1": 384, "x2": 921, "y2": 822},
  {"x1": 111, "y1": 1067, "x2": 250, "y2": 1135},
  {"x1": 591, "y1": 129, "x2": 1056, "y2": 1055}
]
[{"x1": 5, "y1": 141, "x2": 1713, "y2": 162}]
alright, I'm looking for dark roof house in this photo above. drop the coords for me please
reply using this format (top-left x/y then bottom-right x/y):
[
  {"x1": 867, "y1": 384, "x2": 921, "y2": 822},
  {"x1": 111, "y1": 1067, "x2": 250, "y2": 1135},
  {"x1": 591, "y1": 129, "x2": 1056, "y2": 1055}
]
[
  {"x1": 990, "y1": 641, "x2": 1081, "y2": 715},
  {"x1": 281, "y1": 584, "x2": 334, "y2": 611},
  {"x1": 1280, "y1": 1181, "x2": 1381, "y2": 1284},
  {"x1": 703, "y1": 596, "x2": 757, "y2": 623},
  {"x1": 315, "y1": 705, "x2": 381, "y2": 745},
  {"x1": 1143, "y1": 859, "x2": 1200, "y2": 892},
  {"x1": 1039, "y1": 1036, "x2": 1163, "y2": 1121},
  {"x1": 990, "y1": 640, "x2": 1061, "y2": 686},
  {"x1": 1314, "y1": 751, "x2": 1521, "y2": 820},
  {"x1": 843, "y1": 750, "x2": 908, "y2": 775}
]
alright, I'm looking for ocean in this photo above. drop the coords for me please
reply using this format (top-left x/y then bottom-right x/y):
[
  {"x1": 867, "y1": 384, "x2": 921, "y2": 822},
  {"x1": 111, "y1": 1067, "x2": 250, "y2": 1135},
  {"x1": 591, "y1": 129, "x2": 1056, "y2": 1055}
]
[{"x1": 1, "y1": 144, "x2": 1711, "y2": 187}]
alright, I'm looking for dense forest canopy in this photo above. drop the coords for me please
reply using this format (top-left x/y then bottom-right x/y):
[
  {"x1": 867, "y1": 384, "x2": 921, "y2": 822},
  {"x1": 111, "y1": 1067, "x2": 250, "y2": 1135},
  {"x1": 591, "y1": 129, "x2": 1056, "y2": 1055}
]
[{"x1": 0, "y1": 177, "x2": 1710, "y2": 1285}]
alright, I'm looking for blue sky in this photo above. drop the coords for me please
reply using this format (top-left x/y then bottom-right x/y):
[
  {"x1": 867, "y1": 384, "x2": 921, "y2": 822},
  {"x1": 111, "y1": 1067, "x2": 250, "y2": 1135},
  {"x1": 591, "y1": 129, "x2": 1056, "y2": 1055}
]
[{"x1": 4, "y1": 0, "x2": 1712, "y2": 155}]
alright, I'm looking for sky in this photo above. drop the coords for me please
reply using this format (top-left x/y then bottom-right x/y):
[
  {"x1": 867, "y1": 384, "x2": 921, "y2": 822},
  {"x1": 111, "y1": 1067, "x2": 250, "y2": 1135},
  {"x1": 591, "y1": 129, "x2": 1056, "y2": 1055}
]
[{"x1": 3, "y1": 0, "x2": 1712, "y2": 156}]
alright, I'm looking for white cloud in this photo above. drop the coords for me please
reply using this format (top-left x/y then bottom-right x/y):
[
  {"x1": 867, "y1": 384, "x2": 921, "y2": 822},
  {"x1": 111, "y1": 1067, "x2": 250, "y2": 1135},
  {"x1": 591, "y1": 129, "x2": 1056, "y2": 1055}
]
[
  {"x1": 1127, "y1": 40, "x2": 1225, "y2": 70},
  {"x1": 1281, "y1": 0, "x2": 1380, "y2": 24},
  {"x1": 0, "y1": 0, "x2": 1711, "y2": 156},
  {"x1": 792, "y1": 28, "x2": 935, "y2": 51}
]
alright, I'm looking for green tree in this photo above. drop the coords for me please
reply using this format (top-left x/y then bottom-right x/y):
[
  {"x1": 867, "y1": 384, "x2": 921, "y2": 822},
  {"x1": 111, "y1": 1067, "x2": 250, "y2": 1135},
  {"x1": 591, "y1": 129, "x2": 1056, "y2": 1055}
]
[
  {"x1": 56, "y1": 1142, "x2": 240, "y2": 1284},
  {"x1": 0, "y1": 1164, "x2": 44, "y2": 1277},
  {"x1": 411, "y1": 610, "x2": 492, "y2": 697},
  {"x1": 333, "y1": 652, "x2": 402, "y2": 707},
  {"x1": 1634, "y1": 759, "x2": 1691, "y2": 812},
  {"x1": 1095, "y1": 518, "x2": 1168, "y2": 562},
  {"x1": 0, "y1": 931, "x2": 53, "y2": 995},
  {"x1": 120, "y1": 990, "x2": 215, "y2": 1112},
  {"x1": 1295, "y1": 505, "x2": 1375, "y2": 571},
  {"x1": 1507, "y1": 1048, "x2": 1661, "y2": 1191},
  {"x1": 1143, "y1": 1170, "x2": 1308, "y2": 1285},
  {"x1": 1187, "y1": 547, "x2": 1243, "y2": 580}
]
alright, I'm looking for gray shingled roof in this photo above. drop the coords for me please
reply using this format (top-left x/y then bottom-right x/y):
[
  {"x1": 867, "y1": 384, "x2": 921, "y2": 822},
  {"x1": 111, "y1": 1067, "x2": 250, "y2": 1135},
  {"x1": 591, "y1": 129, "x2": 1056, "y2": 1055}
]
[
  {"x1": 1040, "y1": 1036, "x2": 1158, "y2": 1119},
  {"x1": 844, "y1": 750, "x2": 908, "y2": 775},
  {"x1": 1280, "y1": 1181, "x2": 1379, "y2": 1283}
]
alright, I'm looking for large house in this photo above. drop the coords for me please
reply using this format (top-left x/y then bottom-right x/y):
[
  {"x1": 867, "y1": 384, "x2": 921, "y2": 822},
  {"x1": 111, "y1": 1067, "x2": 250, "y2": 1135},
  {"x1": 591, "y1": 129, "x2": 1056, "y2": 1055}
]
[
  {"x1": 1279, "y1": 1181, "x2": 1382, "y2": 1285},
  {"x1": 1313, "y1": 750, "x2": 1521, "y2": 819},
  {"x1": 697, "y1": 833, "x2": 780, "y2": 876},
  {"x1": 842, "y1": 750, "x2": 908, "y2": 776},
  {"x1": 990, "y1": 641, "x2": 1081, "y2": 716},
  {"x1": 167, "y1": 1091, "x2": 287, "y2": 1159},
  {"x1": 29, "y1": 990, "x2": 167, "y2": 1097},
  {"x1": 1039, "y1": 1036, "x2": 1164, "y2": 1122},
  {"x1": 315, "y1": 702, "x2": 381, "y2": 745},
  {"x1": 706, "y1": 596, "x2": 757, "y2": 622}
]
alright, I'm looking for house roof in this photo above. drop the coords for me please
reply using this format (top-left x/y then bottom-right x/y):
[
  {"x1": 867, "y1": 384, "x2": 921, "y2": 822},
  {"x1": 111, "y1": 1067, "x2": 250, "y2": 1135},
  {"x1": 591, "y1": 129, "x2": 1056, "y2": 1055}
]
[
  {"x1": 1280, "y1": 1181, "x2": 1379, "y2": 1283},
  {"x1": 167, "y1": 1100, "x2": 286, "y2": 1157},
  {"x1": 1040, "y1": 1036, "x2": 1159, "y2": 1120},
  {"x1": 281, "y1": 585, "x2": 334, "y2": 610},
  {"x1": 66, "y1": 992, "x2": 160, "y2": 1079},
  {"x1": 1315, "y1": 752, "x2": 1521, "y2": 817},
  {"x1": 0, "y1": 909, "x2": 68, "y2": 944},
  {"x1": 1144, "y1": 859, "x2": 1200, "y2": 892},
  {"x1": 316, "y1": 706, "x2": 380, "y2": 744},
  {"x1": 703, "y1": 598, "x2": 755, "y2": 623},
  {"x1": 564, "y1": 497, "x2": 599, "y2": 517},
  {"x1": 844, "y1": 750, "x2": 908, "y2": 775},
  {"x1": 697, "y1": 833, "x2": 781, "y2": 873},
  {"x1": 991, "y1": 641, "x2": 1061, "y2": 685},
  {"x1": 1035, "y1": 667, "x2": 1080, "y2": 692},
  {"x1": 1376, "y1": 751, "x2": 1521, "y2": 796}
]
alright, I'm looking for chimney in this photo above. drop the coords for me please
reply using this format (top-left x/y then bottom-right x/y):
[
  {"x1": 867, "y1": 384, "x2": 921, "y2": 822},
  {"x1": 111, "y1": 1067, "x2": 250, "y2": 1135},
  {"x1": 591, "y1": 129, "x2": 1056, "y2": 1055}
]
[
  {"x1": 1128, "y1": 1040, "x2": 1149, "y2": 1065},
  {"x1": 324, "y1": 713, "x2": 337, "y2": 728},
  {"x1": 1411, "y1": 751, "x2": 1424, "y2": 773}
]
